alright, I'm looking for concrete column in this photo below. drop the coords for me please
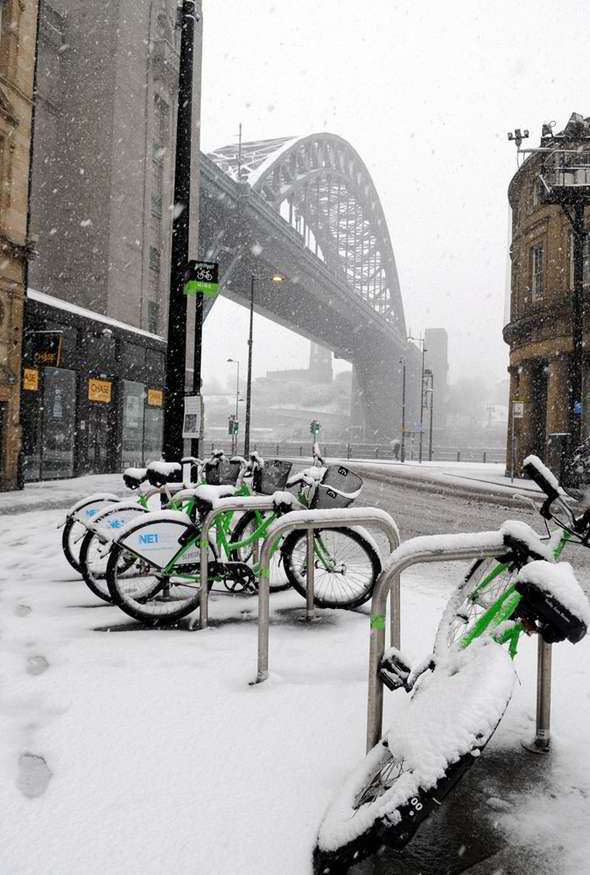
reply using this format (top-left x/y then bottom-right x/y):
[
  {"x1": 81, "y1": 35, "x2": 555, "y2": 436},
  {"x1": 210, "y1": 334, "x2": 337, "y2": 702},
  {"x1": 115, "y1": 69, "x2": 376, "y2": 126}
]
[
  {"x1": 515, "y1": 362, "x2": 535, "y2": 471},
  {"x1": 546, "y1": 354, "x2": 569, "y2": 436}
]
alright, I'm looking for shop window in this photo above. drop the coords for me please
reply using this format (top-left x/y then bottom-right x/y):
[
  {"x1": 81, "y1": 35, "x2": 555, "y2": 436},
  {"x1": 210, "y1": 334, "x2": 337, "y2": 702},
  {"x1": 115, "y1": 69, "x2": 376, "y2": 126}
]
[
  {"x1": 42, "y1": 367, "x2": 76, "y2": 479},
  {"x1": 143, "y1": 406, "x2": 163, "y2": 464},
  {"x1": 146, "y1": 347, "x2": 165, "y2": 378},
  {"x1": 121, "y1": 380, "x2": 145, "y2": 468},
  {"x1": 530, "y1": 244, "x2": 544, "y2": 301}
]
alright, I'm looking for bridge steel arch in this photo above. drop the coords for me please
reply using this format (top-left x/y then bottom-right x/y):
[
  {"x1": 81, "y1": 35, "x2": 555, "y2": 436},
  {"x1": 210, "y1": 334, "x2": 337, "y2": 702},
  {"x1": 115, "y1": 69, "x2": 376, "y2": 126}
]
[{"x1": 204, "y1": 133, "x2": 415, "y2": 440}]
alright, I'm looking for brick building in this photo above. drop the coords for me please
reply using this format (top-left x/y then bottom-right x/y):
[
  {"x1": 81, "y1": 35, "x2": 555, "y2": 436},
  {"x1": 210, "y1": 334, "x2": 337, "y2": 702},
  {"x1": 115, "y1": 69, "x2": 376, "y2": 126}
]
[
  {"x1": 0, "y1": 0, "x2": 39, "y2": 489},
  {"x1": 503, "y1": 113, "x2": 590, "y2": 475}
]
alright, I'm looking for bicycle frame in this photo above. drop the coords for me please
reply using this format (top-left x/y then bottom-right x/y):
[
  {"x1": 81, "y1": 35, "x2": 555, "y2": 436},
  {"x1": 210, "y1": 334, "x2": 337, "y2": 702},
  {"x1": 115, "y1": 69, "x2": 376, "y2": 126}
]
[{"x1": 457, "y1": 526, "x2": 573, "y2": 657}]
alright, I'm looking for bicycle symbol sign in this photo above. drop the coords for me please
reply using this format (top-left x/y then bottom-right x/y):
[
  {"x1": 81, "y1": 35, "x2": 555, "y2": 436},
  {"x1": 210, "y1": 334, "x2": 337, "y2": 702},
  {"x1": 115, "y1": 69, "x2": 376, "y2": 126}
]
[{"x1": 183, "y1": 260, "x2": 220, "y2": 298}]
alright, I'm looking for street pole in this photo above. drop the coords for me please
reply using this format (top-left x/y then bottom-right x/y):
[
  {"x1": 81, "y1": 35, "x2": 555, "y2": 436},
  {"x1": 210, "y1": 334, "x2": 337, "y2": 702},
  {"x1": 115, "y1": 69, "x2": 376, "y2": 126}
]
[
  {"x1": 571, "y1": 201, "x2": 585, "y2": 448},
  {"x1": 400, "y1": 359, "x2": 406, "y2": 463},
  {"x1": 163, "y1": 0, "x2": 197, "y2": 462},
  {"x1": 428, "y1": 371, "x2": 434, "y2": 462},
  {"x1": 418, "y1": 342, "x2": 426, "y2": 463},
  {"x1": 244, "y1": 274, "x2": 255, "y2": 456}
]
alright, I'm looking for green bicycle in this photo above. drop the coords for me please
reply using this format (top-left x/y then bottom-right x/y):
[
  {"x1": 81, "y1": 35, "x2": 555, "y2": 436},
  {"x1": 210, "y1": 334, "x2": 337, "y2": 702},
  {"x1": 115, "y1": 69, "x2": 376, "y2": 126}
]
[
  {"x1": 105, "y1": 457, "x2": 380, "y2": 626},
  {"x1": 314, "y1": 454, "x2": 590, "y2": 872}
]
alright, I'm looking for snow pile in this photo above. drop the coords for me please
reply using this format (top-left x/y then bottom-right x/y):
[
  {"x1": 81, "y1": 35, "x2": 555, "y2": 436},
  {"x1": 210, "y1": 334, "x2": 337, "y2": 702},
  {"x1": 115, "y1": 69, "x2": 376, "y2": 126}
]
[
  {"x1": 523, "y1": 454, "x2": 561, "y2": 493},
  {"x1": 517, "y1": 561, "x2": 590, "y2": 628},
  {"x1": 194, "y1": 484, "x2": 236, "y2": 505},
  {"x1": 500, "y1": 520, "x2": 554, "y2": 560},
  {"x1": 147, "y1": 461, "x2": 181, "y2": 476},
  {"x1": 271, "y1": 490, "x2": 296, "y2": 509},
  {"x1": 318, "y1": 640, "x2": 515, "y2": 851}
]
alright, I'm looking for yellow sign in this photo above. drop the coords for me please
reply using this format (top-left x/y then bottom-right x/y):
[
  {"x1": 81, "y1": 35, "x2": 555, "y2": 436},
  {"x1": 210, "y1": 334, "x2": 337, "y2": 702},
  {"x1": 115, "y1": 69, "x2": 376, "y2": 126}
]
[
  {"x1": 147, "y1": 388, "x2": 163, "y2": 407},
  {"x1": 23, "y1": 368, "x2": 39, "y2": 391},
  {"x1": 88, "y1": 378, "x2": 112, "y2": 403}
]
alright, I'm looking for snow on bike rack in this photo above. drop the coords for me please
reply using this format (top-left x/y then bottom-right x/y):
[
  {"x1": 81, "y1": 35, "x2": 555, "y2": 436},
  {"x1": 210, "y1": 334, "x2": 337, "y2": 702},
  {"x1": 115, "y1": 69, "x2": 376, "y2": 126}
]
[
  {"x1": 366, "y1": 529, "x2": 553, "y2": 756},
  {"x1": 198, "y1": 494, "x2": 305, "y2": 628},
  {"x1": 256, "y1": 507, "x2": 400, "y2": 684}
]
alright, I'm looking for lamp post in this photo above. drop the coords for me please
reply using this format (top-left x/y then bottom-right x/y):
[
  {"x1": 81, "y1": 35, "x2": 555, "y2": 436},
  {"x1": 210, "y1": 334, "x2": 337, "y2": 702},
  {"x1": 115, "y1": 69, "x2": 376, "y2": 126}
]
[
  {"x1": 425, "y1": 368, "x2": 434, "y2": 462},
  {"x1": 244, "y1": 272, "x2": 284, "y2": 456},
  {"x1": 227, "y1": 357, "x2": 240, "y2": 454},
  {"x1": 408, "y1": 335, "x2": 427, "y2": 463},
  {"x1": 399, "y1": 358, "x2": 406, "y2": 463}
]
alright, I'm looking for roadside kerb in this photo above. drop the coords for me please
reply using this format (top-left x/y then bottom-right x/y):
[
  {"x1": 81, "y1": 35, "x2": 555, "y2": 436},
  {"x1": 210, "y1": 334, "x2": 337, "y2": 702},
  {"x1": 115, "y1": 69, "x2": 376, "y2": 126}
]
[
  {"x1": 255, "y1": 507, "x2": 400, "y2": 684},
  {"x1": 366, "y1": 530, "x2": 553, "y2": 756},
  {"x1": 198, "y1": 494, "x2": 305, "y2": 628}
]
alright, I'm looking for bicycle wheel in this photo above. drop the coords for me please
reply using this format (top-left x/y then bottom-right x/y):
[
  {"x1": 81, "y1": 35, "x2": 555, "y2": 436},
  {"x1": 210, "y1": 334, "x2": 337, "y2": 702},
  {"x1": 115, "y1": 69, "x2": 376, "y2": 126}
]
[
  {"x1": 78, "y1": 530, "x2": 140, "y2": 603},
  {"x1": 106, "y1": 542, "x2": 205, "y2": 627},
  {"x1": 314, "y1": 642, "x2": 514, "y2": 872},
  {"x1": 228, "y1": 510, "x2": 290, "y2": 592},
  {"x1": 62, "y1": 517, "x2": 87, "y2": 574},
  {"x1": 433, "y1": 557, "x2": 517, "y2": 659},
  {"x1": 282, "y1": 527, "x2": 380, "y2": 609}
]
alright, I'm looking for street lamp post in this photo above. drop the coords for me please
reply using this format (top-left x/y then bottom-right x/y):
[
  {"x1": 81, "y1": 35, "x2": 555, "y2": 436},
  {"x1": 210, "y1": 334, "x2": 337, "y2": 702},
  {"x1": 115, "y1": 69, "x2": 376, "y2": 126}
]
[
  {"x1": 227, "y1": 358, "x2": 240, "y2": 454},
  {"x1": 425, "y1": 368, "x2": 434, "y2": 461},
  {"x1": 399, "y1": 359, "x2": 406, "y2": 463},
  {"x1": 243, "y1": 272, "x2": 284, "y2": 457},
  {"x1": 408, "y1": 335, "x2": 427, "y2": 463}
]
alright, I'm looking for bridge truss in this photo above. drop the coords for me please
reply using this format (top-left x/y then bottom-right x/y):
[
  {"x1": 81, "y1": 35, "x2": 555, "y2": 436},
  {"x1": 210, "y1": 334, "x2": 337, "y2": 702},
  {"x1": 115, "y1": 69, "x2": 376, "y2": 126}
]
[{"x1": 208, "y1": 133, "x2": 406, "y2": 338}]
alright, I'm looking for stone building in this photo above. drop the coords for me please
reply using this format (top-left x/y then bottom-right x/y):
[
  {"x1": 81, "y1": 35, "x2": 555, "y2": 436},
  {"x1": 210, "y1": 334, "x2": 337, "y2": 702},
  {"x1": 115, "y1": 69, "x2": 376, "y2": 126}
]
[
  {"x1": 503, "y1": 113, "x2": 590, "y2": 475},
  {"x1": 0, "y1": 0, "x2": 39, "y2": 489},
  {"x1": 21, "y1": 0, "x2": 202, "y2": 480}
]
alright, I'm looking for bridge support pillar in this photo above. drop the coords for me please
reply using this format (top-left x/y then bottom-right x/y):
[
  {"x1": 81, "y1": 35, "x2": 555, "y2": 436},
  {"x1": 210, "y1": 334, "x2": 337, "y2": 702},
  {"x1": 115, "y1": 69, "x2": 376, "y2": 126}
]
[{"x1": 350, "y1": 345, "x2": 404, "y2": 443}]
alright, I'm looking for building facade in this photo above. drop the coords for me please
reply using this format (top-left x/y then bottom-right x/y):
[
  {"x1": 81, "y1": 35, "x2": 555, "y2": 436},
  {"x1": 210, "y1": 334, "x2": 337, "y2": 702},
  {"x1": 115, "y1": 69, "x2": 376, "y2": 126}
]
[
  {"x1": 503, "y1": 113, "x2": 590, "y2": 474},
  {"x1": 21, "y1": 0, "x2": 202, "y2": 481},
  {"x1": 0, "y1": 0, "x2": 39, "y2": 489}
]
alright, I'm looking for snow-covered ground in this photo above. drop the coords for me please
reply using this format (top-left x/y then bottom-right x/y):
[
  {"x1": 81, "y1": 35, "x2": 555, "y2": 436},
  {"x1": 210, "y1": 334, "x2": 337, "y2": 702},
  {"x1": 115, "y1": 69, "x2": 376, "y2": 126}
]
[{"x1": 1, "y1": 479, "x2": 589, "y2": 873}]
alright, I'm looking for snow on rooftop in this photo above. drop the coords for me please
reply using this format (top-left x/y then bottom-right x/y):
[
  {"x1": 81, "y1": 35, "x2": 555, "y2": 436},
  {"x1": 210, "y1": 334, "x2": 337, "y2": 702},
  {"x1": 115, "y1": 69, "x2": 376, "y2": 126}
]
[{"x1": 27, "y1": 288, "x2": 165, "y2": 343}]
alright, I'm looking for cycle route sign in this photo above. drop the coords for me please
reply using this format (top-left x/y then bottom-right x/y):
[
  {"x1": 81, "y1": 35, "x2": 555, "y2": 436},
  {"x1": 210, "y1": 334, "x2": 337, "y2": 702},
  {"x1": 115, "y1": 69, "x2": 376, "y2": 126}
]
[{"x1": 183, "y1": 261, "x2": 219, "y2": 297}]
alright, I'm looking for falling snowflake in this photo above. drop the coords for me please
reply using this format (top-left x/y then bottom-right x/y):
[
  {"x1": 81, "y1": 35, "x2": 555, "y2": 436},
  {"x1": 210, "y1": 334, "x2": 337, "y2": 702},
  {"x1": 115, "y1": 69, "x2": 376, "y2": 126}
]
[
  {"x1": 80, "y1": 219, "x2": 92, "y2": 228},
  {"x1": 251, "y1": 242, "x2": 263, "y2": 256}
]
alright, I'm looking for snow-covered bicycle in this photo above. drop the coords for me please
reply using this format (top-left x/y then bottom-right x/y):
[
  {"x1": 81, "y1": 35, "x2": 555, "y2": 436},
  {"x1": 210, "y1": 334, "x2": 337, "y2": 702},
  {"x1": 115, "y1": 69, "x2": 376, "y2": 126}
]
[{"x1": 314, "y1": 454, "x2": 590, "y2": 872}]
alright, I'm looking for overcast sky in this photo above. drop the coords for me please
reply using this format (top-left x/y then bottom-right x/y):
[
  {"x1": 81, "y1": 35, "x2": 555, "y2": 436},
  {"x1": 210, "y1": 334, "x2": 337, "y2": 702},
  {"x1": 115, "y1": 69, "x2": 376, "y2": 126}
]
[{"x1": 199, "y1": 0, "x2": 589, "y2": 392}]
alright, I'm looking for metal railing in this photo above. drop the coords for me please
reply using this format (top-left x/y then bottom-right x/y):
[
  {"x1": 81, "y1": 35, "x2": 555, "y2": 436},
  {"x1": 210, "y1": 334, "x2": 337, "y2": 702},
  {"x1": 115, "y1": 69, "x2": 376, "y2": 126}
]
[
  {"x1": 365, "y1": 531, "x2": 553, "y2": 755},
  {"x1": 542, "y1": 149, "x2": 590, "y2": 189},
  {"x1": 198, "y1": 494, "x2": 304, "y2": 628},
  {"x1": 201, "y1": 440, "x2": 506, "y2": 465},
  {"x1": 255, "y1": 508, "x2": 400, "y2": 683}
]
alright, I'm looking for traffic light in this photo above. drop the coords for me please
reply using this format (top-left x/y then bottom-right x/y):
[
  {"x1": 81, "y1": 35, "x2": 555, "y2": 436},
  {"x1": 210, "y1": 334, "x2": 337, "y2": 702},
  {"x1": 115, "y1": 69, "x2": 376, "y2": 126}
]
[
  {"x1": 228, "y1": 415, "x2": 239, "y2": 435},
  {"x1": 310, "y1": 419, "x2": 321, "y2": 435}
]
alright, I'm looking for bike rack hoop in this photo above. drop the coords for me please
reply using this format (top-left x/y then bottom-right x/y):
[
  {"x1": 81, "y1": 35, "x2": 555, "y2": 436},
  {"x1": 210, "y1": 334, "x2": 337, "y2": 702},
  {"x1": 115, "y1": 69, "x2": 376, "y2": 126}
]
[
  {"x1": 199, "y1": 495, "x2": 305, "y2": 628},
  {"x1": 365, "y1": 529, "x2": 555, "y2": 754},
  {"x1": 256, "y1": 507, "x2": 400, "y2": 684}
]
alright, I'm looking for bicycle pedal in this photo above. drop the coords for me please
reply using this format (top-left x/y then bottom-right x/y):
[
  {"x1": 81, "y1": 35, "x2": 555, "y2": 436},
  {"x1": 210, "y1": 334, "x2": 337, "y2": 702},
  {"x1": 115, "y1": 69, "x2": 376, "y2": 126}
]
[{"x1": 378, "y1": 647, "x2": 413, "y2": 693}]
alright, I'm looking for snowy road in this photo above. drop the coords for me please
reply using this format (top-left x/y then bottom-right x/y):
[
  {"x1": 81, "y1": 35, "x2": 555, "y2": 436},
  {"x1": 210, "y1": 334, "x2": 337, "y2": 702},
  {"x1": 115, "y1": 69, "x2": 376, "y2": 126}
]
[{"x1": 0, "y1": 475, "x2": 589, "y2": 874}]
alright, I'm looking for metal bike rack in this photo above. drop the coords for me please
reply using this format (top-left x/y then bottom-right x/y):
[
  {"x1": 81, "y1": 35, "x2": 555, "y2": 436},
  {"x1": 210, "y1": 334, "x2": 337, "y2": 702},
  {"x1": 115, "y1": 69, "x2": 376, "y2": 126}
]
[
  {"x1": 256, "y1": 508, "x2": 400, "y2": 683},
  {"x1": 199, "y1": 495, "x2": 304, "y2": 629},
  {"x1": 365, "y1": 530, "x2": 553, "y2": 756}
]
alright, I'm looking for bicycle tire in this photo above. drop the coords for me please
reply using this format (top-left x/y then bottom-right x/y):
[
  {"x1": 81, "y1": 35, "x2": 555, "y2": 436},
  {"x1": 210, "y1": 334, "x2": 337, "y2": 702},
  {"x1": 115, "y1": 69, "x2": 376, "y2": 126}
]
[
  {"x1": 281, "y1": 527, "x2": 380, "y2": 609},
  {"x1": 62, "y1": 517, "x2": 86, "y2": 574},
  {"x1": 106, "y1": 544, "x2": 210, "y2": 628},
  {"x1": 228, "y1": 510, "x2": 290, "y2": 592},
  {"x1": 78, "y1": 530, "x2": 141, "y2": 603},
  {"x1": 314, "y1": 642, "x2": 514, "y2": 872},
  {"x1": 433, "y1": 557, "x2": 518, "y2": 659}
]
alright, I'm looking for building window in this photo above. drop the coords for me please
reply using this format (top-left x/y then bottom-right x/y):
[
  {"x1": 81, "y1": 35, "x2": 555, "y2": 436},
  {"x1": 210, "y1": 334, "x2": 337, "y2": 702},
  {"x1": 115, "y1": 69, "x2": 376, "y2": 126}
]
[
  {"x1": 147, "y1": 301, "x2": 159, "y2": 335},
  {"x1": 149, "y1": 246, "x2": 161, "y2": 272},
  {"x1": 151, "y1": 192, "x2": 162, "y2": 218},
  {"x1": 569, "y1": 229, "x2": 590, "y2": 289},
  {"x1": 530, "y1": 244, "x2": 544, "y2": 301}
]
